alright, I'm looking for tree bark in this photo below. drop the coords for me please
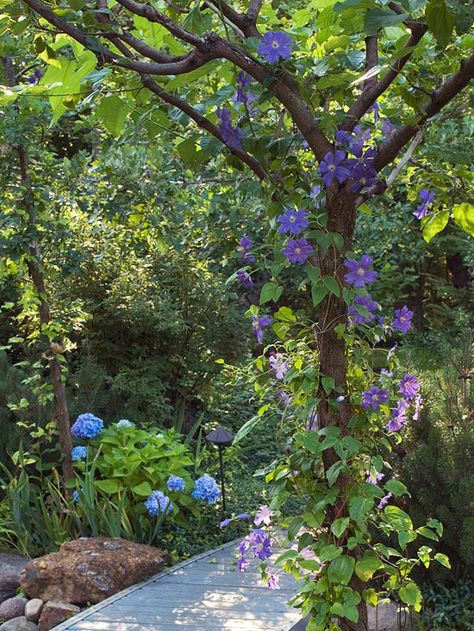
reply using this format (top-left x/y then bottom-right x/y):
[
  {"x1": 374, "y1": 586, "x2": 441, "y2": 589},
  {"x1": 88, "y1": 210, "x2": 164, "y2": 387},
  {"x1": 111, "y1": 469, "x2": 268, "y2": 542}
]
[
  {"x1": 1, "y1": 56, "x2": 74, "y2": 483},
  {"x1": 317, "y1": 191, "x2": 369, "y2": 631}
]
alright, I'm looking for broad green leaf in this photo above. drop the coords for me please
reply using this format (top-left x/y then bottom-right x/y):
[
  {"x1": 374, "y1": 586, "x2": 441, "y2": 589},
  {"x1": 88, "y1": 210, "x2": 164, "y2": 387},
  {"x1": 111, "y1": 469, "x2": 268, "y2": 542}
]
[
  {"x1": 385, "y1": 479, "x2": 410, "y2": 496},
  {"x1": 312, "y1": 283, "x2": 329, "y2": 307},
  {"x1": 417, "y1": 526, "x2": 439, "y2": 541},
  {"x1": 327, "y1": 555, "x2": 355, "y2": 585},
  {"x1": 297, "y1": 431, "x2": 323, "y2": 455},
  {"x1": 422, "y1": 210, "x2": 449, "y2": 242},
  {"x1": 319, "y1": 544, "x2": 343, "y2": 562},
  {"x1": 434, "y1": 553, "x2": 451, "y2": 568},
  {"x1": 323, "y1": 275, "x2": 340, "y2": 297},
  {"x1": 349, "y1": 496, "x2": 373, "y2": 519},
  {"x1": 326, "y1": 461, "x2": 344, "y2": 486},
  {"x1": 399, "y1": 582, "x2": 422, "y2": 611},
  {"x1": 97, "y1": 95, "x2": 129, "y2": 138},
  {"x1": 260, "y1": 281, "x2": 283, "y2": 305},
  {"x1": 95, "y1": 478, "x2": 121, "y2": 494},
  {"x1": 331, "y1": 517, "x2": 350, "y2": 538},
  {"x1": 131, "y1": 481, "x2": 153, "y2": 496},
  {"x1": 364, "y1": 9, "x2": 408, "y2": 35},
  {"x1": 426, "y1": 0, "x2": 455, "y2": 47},
  {"x1": 384, "y1": 505, "x2": 413, "y2": 531},
  {"x1": 452, "y1": 203, "x2": 474, "y2": 236}
]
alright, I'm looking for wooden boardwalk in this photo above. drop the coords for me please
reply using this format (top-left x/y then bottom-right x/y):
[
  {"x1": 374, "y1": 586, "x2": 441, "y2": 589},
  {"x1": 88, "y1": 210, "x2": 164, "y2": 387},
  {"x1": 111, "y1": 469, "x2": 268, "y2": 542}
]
[{"x1": 53, "y1": 540, "x2": 301, "y2": 631}]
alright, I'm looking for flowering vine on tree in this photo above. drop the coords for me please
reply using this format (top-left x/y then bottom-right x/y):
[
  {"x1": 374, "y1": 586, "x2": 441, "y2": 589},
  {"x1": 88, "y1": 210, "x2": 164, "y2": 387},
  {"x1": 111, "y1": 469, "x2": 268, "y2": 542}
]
[{"x1": 2, "y1": 0, "x2": 472, "y2": 629}]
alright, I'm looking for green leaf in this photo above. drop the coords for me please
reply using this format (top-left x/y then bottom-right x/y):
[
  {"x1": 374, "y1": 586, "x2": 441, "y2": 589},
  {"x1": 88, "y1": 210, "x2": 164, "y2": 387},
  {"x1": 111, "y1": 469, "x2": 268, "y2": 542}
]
[
  {"x1": 422, "y1": 210, "x2": 449, "y2": 243},
  {"x1": 452, "y1": 203, "x2": 474, "y2": 236},
  {"x1": 311, "y1": 284, "x2": 329, "y2": 307},
  {"x1": 95, "y1": 478, "x2": 121, "y2": 494},
  {"x1": 355, "y1": 552, "x2": 383, "y2": 580},
  {"x1": 297, "y1": 431, "x2": 322, "y2": 455},
  {"x1": 131, "y1": 481, "x2": 153, "y2": 496},
  {"x1": 331, "y1": 517, "x2": 350, "y2": 538},
  {"x1": 417, "y1": 526, "x2": 439, "y2": 541},
  {"x1": 97, "y1": 95, "x2": 129, "y2": 138},
  {"x1": 364, "y1": 9, "x2": 408, "y2": 35},
  {"x1": 319, "y1": 544, "x2": 343, "y2": 562},
  {"x1": 234, "y1": 414, "x2": 261, "y2": 443},
  {"x1": 323, "y1": 275, "x2": 340, "y2": 297},
  {"x1": 385, "y1": 479, "x2": 410, "y2": 497},
  {"x1": 426, "y1": 0, "x2": 455, "y2": 47},
  {"x1": 260, "y1": 281, "x2": 283, "y2": 305},
  {"x1": 326, "y1": 461, "x2": 343, "y2": 486},
  {"x1": 275, "y1": 306, "x2": 297, "y2": 322},
  {"x1": 434, "y1": 553, "x2": 451, "y2": 569},
  {"x1": 349, "y1": 496, "x2": 373, "y2": 519},
  {"x1": 384, "y1": 505, "x2": 413, "y2": 531},
  {"x1": 399, "y1": 582, "x2": 422, "y2": 611},
  {"x1": 327, "y1": 555, "x2": 355, "y2": 585}
]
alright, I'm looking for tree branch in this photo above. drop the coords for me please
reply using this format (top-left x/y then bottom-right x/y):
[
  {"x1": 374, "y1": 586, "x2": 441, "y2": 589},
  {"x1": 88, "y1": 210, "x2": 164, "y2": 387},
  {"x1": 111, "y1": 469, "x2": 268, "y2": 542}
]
[
  {"x1": 140, "y1": 74, "x2": 268, "y2": 180},
  {"x1": 385, "y1": 129, "x2": 424, "y2": 187},
  {"x1": 376, "y1": 54, "x2": 474, "y2": 171},
  {"x1": 247, "y1": 0, "x2": 263, "y2": 22},
  {"x1": 202, "y1": 1, "x2": 245, "y2": 39},
  {"x1": 363, "y1": 36, "x2": 378, "y2": 90},
  {"x1": 114, "y1": 0, "x2": 204, "y2": 47},
  {"x1": 340, "y1": 23, "x2": 427, "y2": 130}
]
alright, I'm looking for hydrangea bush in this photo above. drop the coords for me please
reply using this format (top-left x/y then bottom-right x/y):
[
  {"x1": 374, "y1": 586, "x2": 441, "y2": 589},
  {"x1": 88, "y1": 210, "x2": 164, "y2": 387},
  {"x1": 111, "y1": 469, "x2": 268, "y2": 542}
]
[{"x1": 69, "y1": 417, "x2": 220, "y2": 538}]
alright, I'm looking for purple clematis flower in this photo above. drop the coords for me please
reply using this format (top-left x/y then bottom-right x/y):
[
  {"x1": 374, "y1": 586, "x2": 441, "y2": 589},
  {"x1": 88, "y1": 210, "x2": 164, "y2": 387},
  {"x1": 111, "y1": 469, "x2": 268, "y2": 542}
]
[
  {"x1": 277, "y1": 208, "x2": 309, "y2": 235},
  {"x1": 254, "y1": 505, "x2": 274, "y2": 527},
  {"x1": 361, "y1": 386, "x2": 389, "y2": 410},
  {"x1": 27, "y1": 69, "x2": 42, "y2": 84},
  {"x1": 283, "y1": 238, "x2": 313, "y2": 264},
  {"x1": 267, "y1": 572, "x2": 280, "y2": 590},
  {"x1": 412, "y1": 393, "x2": 423, "y2": 421},
  {"x1": 349, "y1": 162, "x2": 378, "y2": 192},
  {"x1": 236, "y1": 270, "x2": 254, "y2": 289},
  {"x1": 366, "y1": 470, "x2": 384, "y2": 485},
  {"x1": 220, "y1": 517, "x2": 233, "y2": 529},
  {"x1": 370, "y1": 102, "x2": 380, "y2": 122},
  {"x1": 217, "y1": 107, "x2": 244, "y2": 150},
  {"x1": 319, "y1": 150, "x2": 351, "y2": 187},
  {"x1": 232, "y1": 72, "x2": 256, "y2": 107},
  {"x1": 237, "y1": 235, "x2": 255, "y2": 263},
  {"x1": 269, "y1": 353, "x2": 289, "y2": 379},
  {"x1": 335, "y1": 130, "x2": 352, "y2": 146},
  {"x1": 378, "y1": 492, "x2": 393, "y2": 509},
  {"x1": 387, "y1": 400, "x2": 408, "y2": 433},
  {"x1": 349, "y1": 294, "x2": 379, "y2": 325},
  {"x1": 344, "y1": 254, "x2": 378, "y2": 288},
  {"x1": 309, "y1": 184, "x2": 323, "y2": 208},
  {"x1": 251, "y1": 315, "x2": 272, "y2": 344},
  {"x1": 382, "y1": 118, "x2": 396, "y2": 139},
  {"x1": 399, "y1": 374, "x2": 420, "y2": 402},
  {"x1": 258, "y1": 31, "x2": 293, "y2": 64},
  {"x1": 413, "y1": 189, "x2": 434, "y2": 219},
  {"x1": 393, "y1": 305, "x2": 413, "y2": 334},
  {"x1": 279, "y1": 389, "x2": 291, "y2": 406},
  {"x1": 238, "y1": 556, "x2": 250, "y2": 572}
]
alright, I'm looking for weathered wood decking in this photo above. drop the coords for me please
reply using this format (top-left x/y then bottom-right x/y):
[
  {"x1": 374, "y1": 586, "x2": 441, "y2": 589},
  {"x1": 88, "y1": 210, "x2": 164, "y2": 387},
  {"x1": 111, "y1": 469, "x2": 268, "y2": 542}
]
[{"x1": 53, "y1": 540, "x2": 301, "y2": 631}]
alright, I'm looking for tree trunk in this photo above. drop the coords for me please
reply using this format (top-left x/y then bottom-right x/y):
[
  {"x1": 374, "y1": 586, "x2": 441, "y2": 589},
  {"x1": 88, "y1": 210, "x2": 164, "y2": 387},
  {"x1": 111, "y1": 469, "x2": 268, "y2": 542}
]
[
  {"x1": 1, "y1": 56, "x2": 74, "y2": 483},
  {"x1": 317, "y1": 191, "x2": 369, "y2": 631}
]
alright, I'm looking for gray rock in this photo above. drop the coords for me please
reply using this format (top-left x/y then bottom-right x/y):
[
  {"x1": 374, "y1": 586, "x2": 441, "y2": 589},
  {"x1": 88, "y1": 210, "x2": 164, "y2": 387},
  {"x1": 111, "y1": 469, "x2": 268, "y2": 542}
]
[
  {"x1": 38, "y1": 602, "x2": 80, "y2": 631},
  {"x1": 0, "y1": 554, "x2": 29, "y2": 604},
  {"x1": 0, "y1": 598, "x2": 27, "y2": 622},
  {"x1": 0, "y1": 617, "x2": 38, "y2": 631},
  {"x1": 24, "y1": 602, "x2": 43, "y2": 625}
]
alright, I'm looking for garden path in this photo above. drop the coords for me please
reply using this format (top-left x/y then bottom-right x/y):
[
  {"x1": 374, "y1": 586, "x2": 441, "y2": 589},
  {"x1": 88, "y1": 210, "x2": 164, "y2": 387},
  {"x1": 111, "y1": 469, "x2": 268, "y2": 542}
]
[{"x1": 53, "y1": 539, "x2": 301, "y2": 631}]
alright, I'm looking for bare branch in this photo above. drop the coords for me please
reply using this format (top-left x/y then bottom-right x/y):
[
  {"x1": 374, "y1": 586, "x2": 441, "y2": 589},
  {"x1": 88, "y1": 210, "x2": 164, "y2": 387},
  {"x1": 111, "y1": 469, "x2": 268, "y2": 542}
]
[
  {"x1": 340, "y1": 23, "x2": 427, "y2": 130},
  {"x1": 385, "y1": 129, "x2": 424, "y2": 187},
  {"x1": 140, "y1": 74, "x2": 268, "y2": 180},
  {"x1": 376, "y1": 53, "x2": 474, "y2": 171},
  {"x1": 247, "y1": 0, "x2": 263, "y2": 21}
]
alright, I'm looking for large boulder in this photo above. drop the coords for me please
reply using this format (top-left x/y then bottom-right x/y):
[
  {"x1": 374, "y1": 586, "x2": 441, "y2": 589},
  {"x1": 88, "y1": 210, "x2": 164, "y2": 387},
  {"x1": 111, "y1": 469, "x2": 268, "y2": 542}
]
[
  {"x1": 20, "y1": 537, "x2": 170, "y2": 605},
  {"x1": 0, "y1": 554, "x2": 29, "y2": 604},
  {"x1": 0, "y1": 598, "x2": 27, "y2": 622}
]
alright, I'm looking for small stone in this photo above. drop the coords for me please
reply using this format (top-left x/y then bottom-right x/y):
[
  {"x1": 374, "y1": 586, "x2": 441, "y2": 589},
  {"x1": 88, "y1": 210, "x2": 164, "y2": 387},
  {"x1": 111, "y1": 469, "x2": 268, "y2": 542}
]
[
  {"x1": 24, "y1": 601, "x2": 43, "y2": 624},
  {"x1": 0, "y1": 617, "x2": 38, "y2": 631},
  {"x1": 0, "y1": 554, "x2": 29, "y2": 604},
  {"x1": 38, "y1": 602, "x2": 80, "y2": 631},
  {"x1": 0, "y1": 598, "x2": 27, "y2": 622}
]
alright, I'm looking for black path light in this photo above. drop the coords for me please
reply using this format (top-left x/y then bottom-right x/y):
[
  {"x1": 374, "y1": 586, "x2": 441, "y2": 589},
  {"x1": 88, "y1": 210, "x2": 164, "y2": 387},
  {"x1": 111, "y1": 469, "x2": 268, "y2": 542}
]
[{"x1": 205, "y1": 426, "x2": 234, "y2": 513}]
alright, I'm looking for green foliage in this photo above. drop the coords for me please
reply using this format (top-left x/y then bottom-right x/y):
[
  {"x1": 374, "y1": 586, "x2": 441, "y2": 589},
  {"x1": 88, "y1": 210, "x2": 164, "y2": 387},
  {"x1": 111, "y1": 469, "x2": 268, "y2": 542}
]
[{"x1": 419, "y1": 580, "x2": 474, "y2": 630}]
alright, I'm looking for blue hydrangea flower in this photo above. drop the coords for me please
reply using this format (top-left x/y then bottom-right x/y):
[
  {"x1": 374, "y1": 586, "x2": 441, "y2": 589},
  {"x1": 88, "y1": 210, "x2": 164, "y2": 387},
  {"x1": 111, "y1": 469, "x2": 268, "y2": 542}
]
[
  {"x1": 71, "y1": 446, "x2": 88, "y2": 461},
  {"x1": 145, "y1": 490, "x2": 173, "y2": 517},
  {"x1": 192, "y1": 474, "x2": 221, "y2": 505},
  {"x1": 167, "y1": 475, "x2": 186, "y2": 492},
  {"x1": 71, "y1": 413, "x2": 104, "y2": 440},
  {"x1": 115, "y1": 419, "x2": 134, "y2": 428}
]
